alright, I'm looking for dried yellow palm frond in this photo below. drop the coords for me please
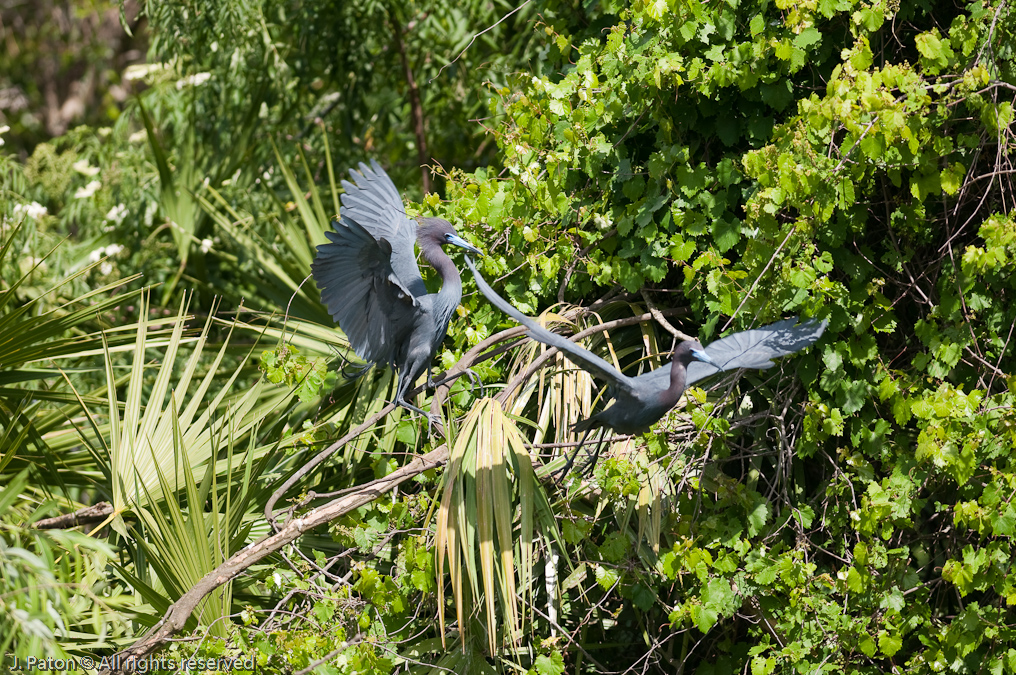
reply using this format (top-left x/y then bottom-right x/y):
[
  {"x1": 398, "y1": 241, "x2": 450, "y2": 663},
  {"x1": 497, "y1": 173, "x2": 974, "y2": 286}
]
[
  {"x1": 637, "y1": 458, "x2": 670, "y2": 554},
  {"x1": 435, "y1": 397, "x2": 543, "y2": 654}
]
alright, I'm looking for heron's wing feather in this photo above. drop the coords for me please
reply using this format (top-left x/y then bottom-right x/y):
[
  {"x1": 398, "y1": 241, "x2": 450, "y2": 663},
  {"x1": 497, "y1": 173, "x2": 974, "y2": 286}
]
[
  {"x1": 339, "y1": 159, "x2": 426, "y2": 298},
  {"x1": 627, "y1": 363, "x2": 671, "y2": 389},
  {"x1": 686, "y1": 317, "x2": 828, "y2": 386},
  {"x1": 465, "y1": 257, "x2": 635, "y2": 396},
  {"x1": 312, "y1": 216, "x2": 418, "y2": 366}
]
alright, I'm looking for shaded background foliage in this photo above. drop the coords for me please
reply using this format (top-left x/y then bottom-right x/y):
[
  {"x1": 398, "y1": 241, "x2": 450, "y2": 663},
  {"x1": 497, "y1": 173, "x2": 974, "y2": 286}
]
[{"x1": 1, "y1": 0, "x2": 1015, "y2": 673}]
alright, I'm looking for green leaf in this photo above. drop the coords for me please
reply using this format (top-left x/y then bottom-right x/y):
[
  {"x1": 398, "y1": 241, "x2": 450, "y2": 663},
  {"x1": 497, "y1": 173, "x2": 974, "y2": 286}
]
[
  {"x1": 690, "y1": 603, "x2": 719, "y2": 633},
  {"x1": 535, "y1": 652, "x2": 565, "y2": 675},
  {"x1": 794, "y1": 27, "x2": 821, "y2": 49},
  {"x1": 747, "y1": 499, "x2": 770, "y2": 536},
  {"x1": 631, "y1": 583, "x2": 658, "y2": 611},
  {"x1": 702, "y1": 578, "x2": 736, "y2": 614},
  {"x1": 599, "y1": 531, "x2": 630, "y2": 562},
  {"x1": 992, "y1": 505, "x2": 1016, "y2": 537},
  {"x1": 749, "y1": 15, "x2": 765, "y2": 36},
  {"x1": 878, "y1": 632, "x2": 903, "y2": 657},
  {"x1": 941, "y1": 163, "x2": 965, "y2": 195},
  {"x1": 595, "y1": 565, "x2": 620, "y2": 591},
  {"x1": 846, "y1": 567, "x2": 864, "y2": 593},
  {"x1": 712, "y1": 218, "x2": 740, "y2": 252}
]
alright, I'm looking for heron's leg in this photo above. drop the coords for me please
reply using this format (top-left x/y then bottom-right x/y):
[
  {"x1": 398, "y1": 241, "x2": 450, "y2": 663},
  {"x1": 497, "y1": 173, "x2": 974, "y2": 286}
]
[
  {"x1": 394, "y1": 397, "x2": 431, "y2": 417},
  {"x1": 553, "y1": 427, "x2": 595, "y2": 481},
  {"x1": 461, "y1": 368, "x2": 483, "y2": 393},
  {"x1": 395, "y1": 370, "x2": 444, "y2": 437},
  {"x1": 426, "y1": 366, "x2": 436, "y2": 389},
  {"x1": 393, "y1": 397, "x2": 445, "y2": 438},
  {"x1": 429, "y1": 368, "x2": 485, "y2": 397},
  {"x1": 578, "y1": 433, "x2": 608, "y2": 477}
]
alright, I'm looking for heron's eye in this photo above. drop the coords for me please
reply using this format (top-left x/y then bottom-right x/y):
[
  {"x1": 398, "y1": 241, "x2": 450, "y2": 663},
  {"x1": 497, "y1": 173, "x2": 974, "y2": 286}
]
[{"x1": 444, "y1": 233, "x2": 454, "y2": 241}]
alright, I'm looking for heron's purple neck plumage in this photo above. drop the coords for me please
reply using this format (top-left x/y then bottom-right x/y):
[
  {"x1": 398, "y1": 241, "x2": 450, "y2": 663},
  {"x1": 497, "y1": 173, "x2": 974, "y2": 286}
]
[
  {"x1": 418, "y1": 230, "x2": 463, "y2": 322},
  {"x1": 658, "y1": 358, "x2": 688, "y2": 408},
  {"x1": 658, "y1": 342, "x2": 696, "y2": 408}
]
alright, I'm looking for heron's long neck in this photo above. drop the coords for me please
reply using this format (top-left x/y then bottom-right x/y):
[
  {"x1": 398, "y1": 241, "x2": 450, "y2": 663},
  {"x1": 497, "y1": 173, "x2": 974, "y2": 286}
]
[
  {"x1": 660, "y1": 360, "x2": 688, "y2": 407},
  {"x1": 424, "y1": 247, "x2": 463, "y2": 324}
]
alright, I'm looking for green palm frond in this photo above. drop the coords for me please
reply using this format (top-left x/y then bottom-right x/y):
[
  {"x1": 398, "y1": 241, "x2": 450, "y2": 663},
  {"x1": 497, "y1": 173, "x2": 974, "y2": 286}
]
[{"x1": 66, "y1": 293, "x2": 294, "y2": 520}]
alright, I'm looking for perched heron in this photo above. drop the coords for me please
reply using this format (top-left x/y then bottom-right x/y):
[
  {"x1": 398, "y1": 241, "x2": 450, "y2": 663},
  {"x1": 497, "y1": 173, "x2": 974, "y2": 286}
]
[
  {"x1": 464, "y1": 256, "x2": 827, "y2": 473},
  {"x1": 312, "y1": 160, "x2": 482, "y2": 429}
]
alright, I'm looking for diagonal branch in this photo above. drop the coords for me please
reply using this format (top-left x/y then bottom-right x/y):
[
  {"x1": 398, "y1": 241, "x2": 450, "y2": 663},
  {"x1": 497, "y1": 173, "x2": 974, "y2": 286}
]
[
  {"x1": 99, "y1": 445, "x2": 449, "y2": 674},
  {"x1": 430, "y1": 0, "x2": 533, "y2": 83}
]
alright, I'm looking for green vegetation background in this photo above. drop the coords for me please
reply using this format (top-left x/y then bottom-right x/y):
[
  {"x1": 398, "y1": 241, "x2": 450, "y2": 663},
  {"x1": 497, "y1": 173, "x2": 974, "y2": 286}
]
[{"x1": 1, "y1": 0, "x2": 1015, "y2": 673}]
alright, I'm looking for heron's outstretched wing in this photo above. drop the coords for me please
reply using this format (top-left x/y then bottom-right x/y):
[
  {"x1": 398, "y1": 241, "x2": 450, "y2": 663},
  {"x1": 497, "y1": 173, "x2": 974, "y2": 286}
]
[
  {"x1": 340, "y1": 159, "x2": 426, "y2": 298},
  {"x1": 685, "y1": 317, "x2": 828, "y2": 385},
  {"x1": 464, "y1": 257, "x2": 636, "y2": 396},
  {"x1": 630, "y1": 317, "x2": 827, "y2": 389},
  {"x1": 312, "y1": 216, "x2": 418, "y2": 366}
]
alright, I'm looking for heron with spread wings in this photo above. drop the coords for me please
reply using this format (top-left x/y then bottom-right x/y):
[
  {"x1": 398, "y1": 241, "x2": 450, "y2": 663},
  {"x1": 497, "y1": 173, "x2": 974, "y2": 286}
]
[
  {"x1": 312, "y1": 161, "x2": 481, "y2": 429},
  {"x1": 464, "y1": 256, "x2": 826, "y2": 473}
]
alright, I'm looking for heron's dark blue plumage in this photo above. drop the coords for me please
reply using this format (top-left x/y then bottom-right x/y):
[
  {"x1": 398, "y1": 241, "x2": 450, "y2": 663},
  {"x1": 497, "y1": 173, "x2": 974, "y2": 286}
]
[
  {"x1": 465, "y1": 256, "x2": 826, "y2": 468},
  {"x1": 311, "y1": 160, "x2": 481, "y2": 428}
]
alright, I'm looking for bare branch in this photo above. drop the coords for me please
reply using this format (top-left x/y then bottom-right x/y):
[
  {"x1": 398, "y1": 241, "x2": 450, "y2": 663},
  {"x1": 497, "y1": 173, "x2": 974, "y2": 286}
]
[
  {"x1": 640, "y1": 288, "x2": 695, "y2": 340},
  {"x1": 99, "y1": 445, "x2": 449, "y2": 674},
  {"x1": 33, "y1": 502, "x2": 114, "y2": 529}
]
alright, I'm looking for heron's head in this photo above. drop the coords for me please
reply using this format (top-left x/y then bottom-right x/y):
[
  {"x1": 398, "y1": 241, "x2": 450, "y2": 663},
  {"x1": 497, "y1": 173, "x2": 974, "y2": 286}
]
[
  {"x1": 675, "y1": 340, "x2": 715, "y2": 366},
  {"x1": 417, "y1": 217, "x2": 483, "y2": 257}
]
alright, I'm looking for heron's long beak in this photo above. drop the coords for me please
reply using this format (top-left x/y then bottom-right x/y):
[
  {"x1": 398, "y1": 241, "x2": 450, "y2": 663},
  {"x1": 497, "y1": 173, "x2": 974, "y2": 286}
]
[
  {"x1": 447, "y1": 233, "x2": 484, "y2": 257},
  {"x1": 691, "y1": 348, "x2": 716, "y2": 365}
]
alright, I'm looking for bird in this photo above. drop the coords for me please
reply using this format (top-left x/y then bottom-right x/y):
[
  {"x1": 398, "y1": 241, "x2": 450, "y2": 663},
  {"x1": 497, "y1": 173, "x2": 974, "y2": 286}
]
[
  {"x1": 311, "y1": 160, "x2": 482, "y2": 430},
  {"x1": 463, "y1": 256, "x2": 827, "y2": 473}
]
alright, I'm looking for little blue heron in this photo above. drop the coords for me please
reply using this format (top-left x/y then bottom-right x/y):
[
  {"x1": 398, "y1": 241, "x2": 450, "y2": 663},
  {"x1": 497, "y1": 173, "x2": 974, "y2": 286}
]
[
  {"x1": 311, "y1": 160, "x2": 482, "y2": 428},
  {"x1": 464, "y1": 257, "x2": 827, "y2": 472}
]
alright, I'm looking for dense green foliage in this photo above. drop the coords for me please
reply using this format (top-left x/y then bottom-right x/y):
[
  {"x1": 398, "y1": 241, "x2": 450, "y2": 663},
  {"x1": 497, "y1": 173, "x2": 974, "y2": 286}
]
[{"x1": 1, "y1": 0, "x2": 1015, "y2": 673}]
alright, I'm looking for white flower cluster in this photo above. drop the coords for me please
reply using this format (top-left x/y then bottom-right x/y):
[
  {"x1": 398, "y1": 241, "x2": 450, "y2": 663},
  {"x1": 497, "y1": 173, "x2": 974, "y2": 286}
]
[
  {"x1": 74, "y1": 180, "x2": 101, "y2": 199},
  {"x1": 592, "y1": 213, "x2": 613, "y2": 232},
  {"x1": 105, "y1": 204, "x2": 128, "y2": 229},
  {"x1": 72, "y1": 159, "x2": 100, "y2": 177},
  {"x1": 88, "y1": 243, "x2": 124, "y2": 275},
  {"x1": 123, "y1": 62, "x2": 166, "y2": 82},
  {"x1": 13, "y1": 202, "x2": 47, "y2": 219},
  {"x1": 0, "y1": 124, "x2": 9, "y2": 147},
  {"x1": 519, "y1": 161, "x2": 541, "y2": 187},
  {"x1": 176, "y1": 72, "x2": 211, "y2": 90}
]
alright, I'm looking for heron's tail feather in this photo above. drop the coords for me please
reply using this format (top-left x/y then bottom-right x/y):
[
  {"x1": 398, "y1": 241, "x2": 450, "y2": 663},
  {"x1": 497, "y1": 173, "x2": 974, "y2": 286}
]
[{"x1": 571, "y1": 416, "x2": 601, "y2": 434}]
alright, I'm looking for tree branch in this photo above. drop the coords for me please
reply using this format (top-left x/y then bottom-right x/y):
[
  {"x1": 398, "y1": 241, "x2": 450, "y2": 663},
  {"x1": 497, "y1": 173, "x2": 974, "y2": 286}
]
[
  {"x1": 390, "y1": 8, "x2": 430, "y2": 193},
  {"x1": 99, "y1": 445, "x2": 449, "y2": 674},
  {"x1": 34, "y1": 501, "x2": 114, "y2": 529}
]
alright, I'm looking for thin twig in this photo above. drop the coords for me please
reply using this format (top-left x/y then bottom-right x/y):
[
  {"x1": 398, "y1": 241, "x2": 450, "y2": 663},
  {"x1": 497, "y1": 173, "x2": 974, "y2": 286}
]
[
  {"x1": 525, "y1": 601, "x2": 614, "y2": 674},
  {"x1": 722, "y1": 225, "x2": 796, "y2": 332},
  {"x1": 430, "y1": 0, "x2": 533, "y2": 83},
  {"x1": 294, "y1": 634, "x2": 365, "y2": 675},
  {"x1": 640, "y1": 288, "x2": 694, "y2": 340},
  {"x1": 526, "y1": 435, "x2": 635, "y2": 449}
]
